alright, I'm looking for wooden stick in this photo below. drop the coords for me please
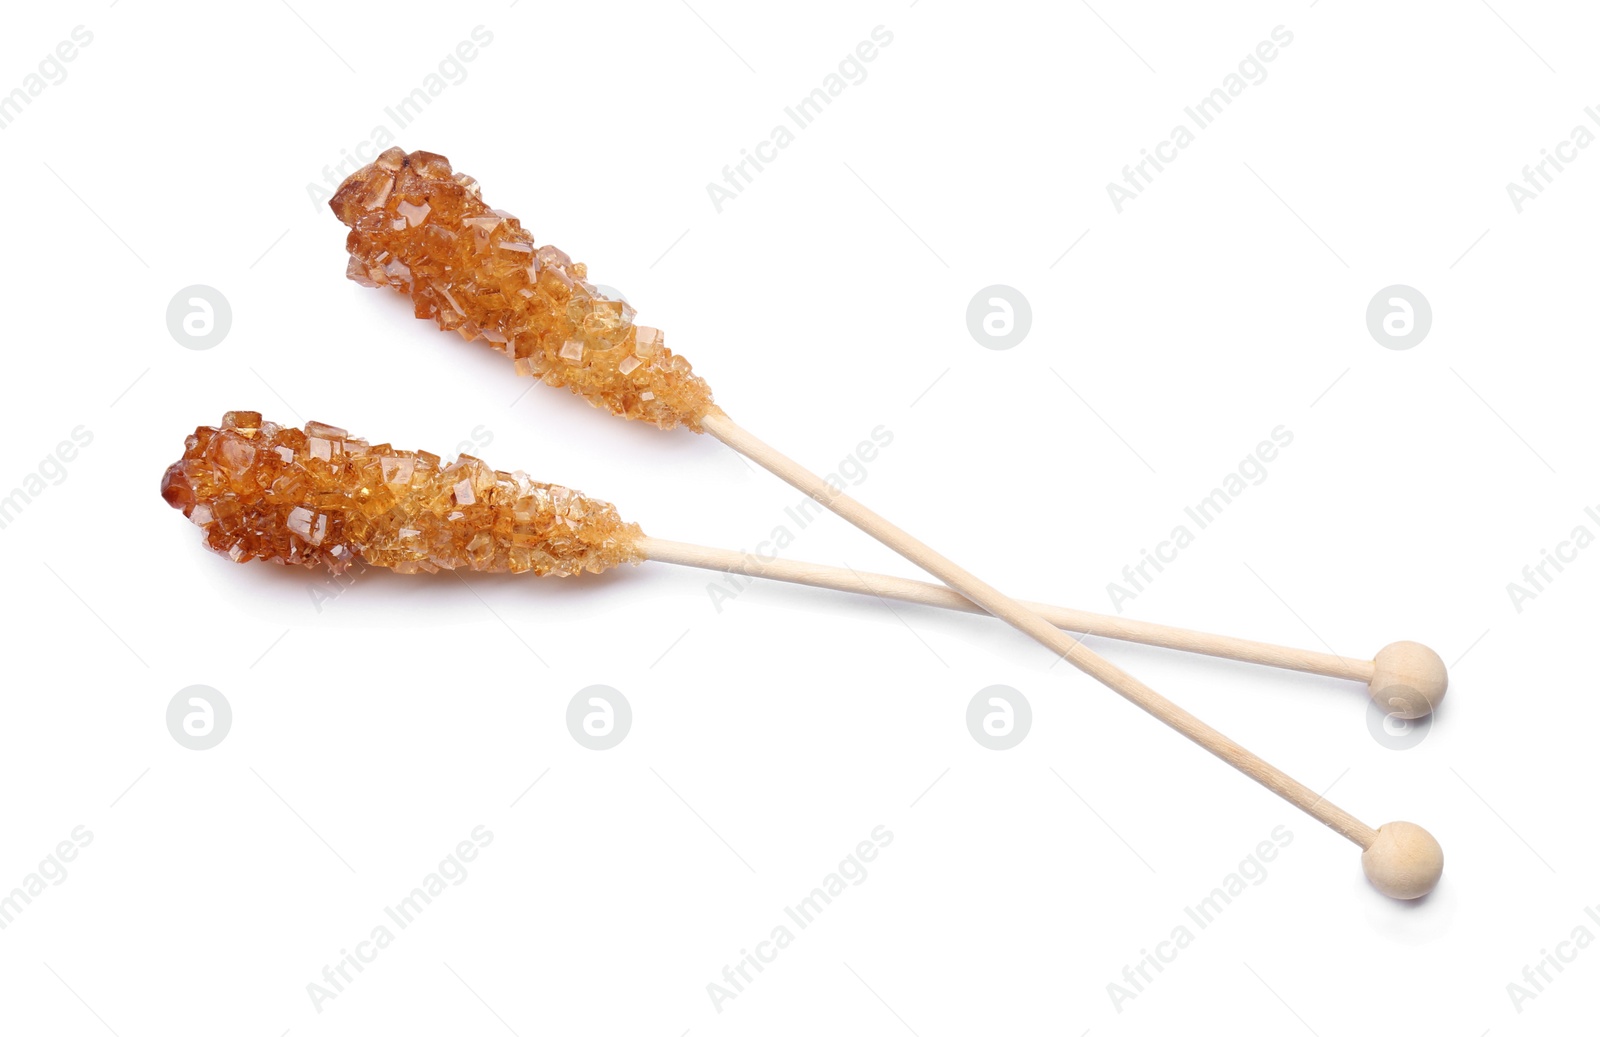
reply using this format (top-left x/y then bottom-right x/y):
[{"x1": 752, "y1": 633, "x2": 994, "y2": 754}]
[
  {"x1": 700, "y1": 409, "x2": 1444, "y2": 898},
  {"x1": 636, "y1": 538, "x2": 1446, "y2": 719},
  {"x1": 641, "y1": 538, "x2": 1348, "y2": 676}
]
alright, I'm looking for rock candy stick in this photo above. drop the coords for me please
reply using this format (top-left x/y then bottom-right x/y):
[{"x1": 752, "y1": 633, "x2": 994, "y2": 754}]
[
  {"x1": 162, "y1": 413, "x2": 1433, "y2": 719},
  {"x1": 328, "y1": 151, "x2": 1443, "y2": 900},
  {"x1": 330, "y1": 149, "x2": 712, "y2": 432}
]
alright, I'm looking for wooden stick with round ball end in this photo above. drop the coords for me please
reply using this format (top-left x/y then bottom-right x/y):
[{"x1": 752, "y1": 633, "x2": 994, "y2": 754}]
[
  {"x1": 1368, "y1": 641, "x2": 1448, "y2": 720},
  {"x1": 1362, "y1": 821, "x2": 1445, "y2": 900},
  {"x1": 327, "y1": 149, "x2": 1445, "y2": 899}
]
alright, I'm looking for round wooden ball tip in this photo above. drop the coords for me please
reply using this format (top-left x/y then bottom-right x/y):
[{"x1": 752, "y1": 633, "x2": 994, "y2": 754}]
[
  {"x1": 1361, "y1": 821, "x2": 1444, "y2": 899},
  {"x1": 1369, "y1": 641, "x2": 1448, "y2": 720}
]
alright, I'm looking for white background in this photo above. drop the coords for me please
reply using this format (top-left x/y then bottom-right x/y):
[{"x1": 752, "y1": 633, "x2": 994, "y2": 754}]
[{"x1": 1, "y1": 1, "x2": 1596, "y2": 1033}]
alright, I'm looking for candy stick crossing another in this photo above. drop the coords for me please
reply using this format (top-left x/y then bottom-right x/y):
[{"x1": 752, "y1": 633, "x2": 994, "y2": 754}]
[{"x1": 327, "y1": 148, "x2": 1445, "y2": 898}]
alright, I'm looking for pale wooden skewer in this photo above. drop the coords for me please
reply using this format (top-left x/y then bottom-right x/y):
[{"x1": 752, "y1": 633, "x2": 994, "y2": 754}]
[
  {"x1": 637, "y1": 537, "x2": 1446, "y2": 719},
  {"x1": 699, "y1": 409, "x2": 1444, "y2": 900}
]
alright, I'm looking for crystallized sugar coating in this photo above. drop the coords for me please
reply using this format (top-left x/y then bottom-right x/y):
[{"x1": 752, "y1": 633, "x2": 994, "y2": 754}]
[
  {"x1": 161, "y1": 411, "x2": 645, "y2": 577},
  {"x1": 330, "y1": 148, "x2": 716, "y2": 431}
]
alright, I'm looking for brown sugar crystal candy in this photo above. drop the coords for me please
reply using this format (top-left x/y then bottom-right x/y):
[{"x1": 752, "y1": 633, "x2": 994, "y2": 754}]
[
  {"x1": 328, "y1": 151, "x2": 1443, "y2": 899},
  {"x1": 161, "y1": 412, "x2": 646, "y2": 577},
  {"x1": 329, "y1": 149, "x2": 714, "y2": 432}
]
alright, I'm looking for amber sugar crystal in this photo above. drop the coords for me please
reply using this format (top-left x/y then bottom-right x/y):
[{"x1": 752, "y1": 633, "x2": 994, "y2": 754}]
[
  {"x1": 161, "y1": 411, "x2": 645, "y2": 577},
  {"x1": 329, "y1": 148, "x2": 716, "y2": 432}
]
